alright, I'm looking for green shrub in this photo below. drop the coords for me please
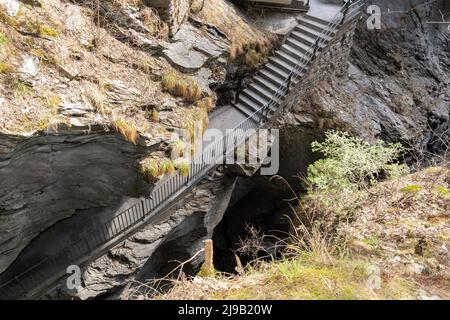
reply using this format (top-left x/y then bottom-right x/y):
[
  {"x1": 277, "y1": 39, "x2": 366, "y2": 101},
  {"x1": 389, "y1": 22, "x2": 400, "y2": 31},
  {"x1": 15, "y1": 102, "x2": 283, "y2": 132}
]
[{"x1": 307, "y1": 130, "x2": 406, "y2": 193}]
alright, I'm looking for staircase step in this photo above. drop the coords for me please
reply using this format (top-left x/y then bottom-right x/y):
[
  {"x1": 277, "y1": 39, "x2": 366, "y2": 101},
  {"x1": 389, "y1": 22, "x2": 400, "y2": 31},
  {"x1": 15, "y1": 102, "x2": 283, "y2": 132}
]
[
  {"x1": 291, "y1": 30, "x2": 317, "y2": 46},
  {"x1": 294, "y1": 24, "x2": 332, "y2": 42},
  {"x1": 249, "y1": 82, "x2": 276, "y2": 100},
  {"x1": 259, "y1": 68, "x2": 285, "y2": 87},
  {"x1": 268, "y1": 56, "x2": 296, "y2": 73},
  {"x1": 278, "y1": 50, "x2": 310, "y2": 71},
  {"x1": 276, "y1": 49, "x2": 301, "y2": 66},
  {"x1": 242, "y1": 88, "x2": 271, "y2": 106},
  {"x1": 281, "y1": 43, "x2": 305, "y2": 60},
  {"x1": 238, "y1": 95, "x2": 260, "y2": 113},
  {"x1": 303, "y1": 14, "x2": 331, "y2": 27},
  {"x1": 297, "y1": 15, "x2": 329, "y2": 32},
  {"x1": 254, "y1": 75, "x2": 285, "y2": 94},
  {"x1": 265, "y1": 62, "x2": 291, "y2": 79},
  {"x1": 286, "y1": 37, "x2": 312, "y2": 54},
  {"x1": 234, "y1": 102, "x2": 256, "y2": 118}
]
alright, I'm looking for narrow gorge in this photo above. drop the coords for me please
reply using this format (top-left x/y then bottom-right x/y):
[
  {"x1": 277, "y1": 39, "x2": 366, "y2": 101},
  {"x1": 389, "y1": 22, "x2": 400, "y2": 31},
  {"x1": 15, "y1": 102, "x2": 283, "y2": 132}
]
[{"x1": 0, "y1": 0, "x2": 448, "y2": 300}]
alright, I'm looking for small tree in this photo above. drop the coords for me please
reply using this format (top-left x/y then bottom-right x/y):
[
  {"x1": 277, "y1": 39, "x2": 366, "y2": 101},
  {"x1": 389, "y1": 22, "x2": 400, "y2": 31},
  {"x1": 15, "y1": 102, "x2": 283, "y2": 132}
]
[{"x1": 307, "y1": 130, "x2": 408, "y2": 193}]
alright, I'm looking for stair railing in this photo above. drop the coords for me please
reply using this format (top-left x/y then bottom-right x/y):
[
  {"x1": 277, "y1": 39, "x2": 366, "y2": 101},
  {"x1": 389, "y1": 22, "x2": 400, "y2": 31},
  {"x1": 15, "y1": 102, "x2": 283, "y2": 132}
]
[
  {"x1": 258, "y1": 0, "x2": 365, "y2": 123},
  {"x1": 0, "y1": 0, "x2": 366, "y2": 300}
]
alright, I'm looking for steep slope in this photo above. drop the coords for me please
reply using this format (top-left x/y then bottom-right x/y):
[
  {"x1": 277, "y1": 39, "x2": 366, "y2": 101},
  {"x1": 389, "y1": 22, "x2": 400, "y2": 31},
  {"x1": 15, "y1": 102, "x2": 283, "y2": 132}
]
[
  {"x1": 0, "y1": 0, "x2": 271, "y2": 276},
  {"x1": 151, "y1": 166, "x2": 450, "y2": 300},
  {"x1": 276, "y1": 0, "x2": 449, "y2": 175}
]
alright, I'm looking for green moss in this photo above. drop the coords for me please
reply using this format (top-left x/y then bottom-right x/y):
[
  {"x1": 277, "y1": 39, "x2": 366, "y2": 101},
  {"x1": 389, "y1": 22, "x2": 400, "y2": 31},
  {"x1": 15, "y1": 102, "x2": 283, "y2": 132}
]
[
  {"x1": 38, "y1": 25, "x2": 59, "y2": 37},
  {"x1": 14, "y1": 80, "x2": 33, "y2": 97},
  {"x1": 197, "y1": 265, "x2": 218, "y2": 278},
  {"x1": 0, "y1": 32, "x2": 8, "y2": 46},
  {"x1": 362, "y1": 237, "x2": 380, "y2": 247},
  {"x1": 400, "y1": 185, "x2": 423, "y2": 193},
  {"x1": 437, "y1": 186, "x2": 450, "y2": 198}
]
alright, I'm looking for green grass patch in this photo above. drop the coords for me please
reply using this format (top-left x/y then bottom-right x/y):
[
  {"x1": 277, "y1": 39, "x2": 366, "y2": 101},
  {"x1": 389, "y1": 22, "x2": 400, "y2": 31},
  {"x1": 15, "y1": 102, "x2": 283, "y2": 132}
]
[
  {"x1": 0, "y1": 32, "x2": 8, "y2": 46},
  {"x1": 400, "y1": 185, "x2": 423, "y2": 193}
]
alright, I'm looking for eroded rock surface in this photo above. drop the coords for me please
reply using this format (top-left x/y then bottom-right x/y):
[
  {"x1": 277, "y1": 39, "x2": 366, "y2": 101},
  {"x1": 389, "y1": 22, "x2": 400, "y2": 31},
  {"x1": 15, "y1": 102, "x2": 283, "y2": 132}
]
[
  {"x1": 46, "y1": 170, "x2": 237, "y2": 299},
  {"x1": 277, "y1": 0, "x2": 450, "y2": 165},
  {"x1": 163, "y1": 23, "x2": 229, "y2": 72},
  {"x1": 0, "y1": 129, "x2": 160, "y2": 274}
]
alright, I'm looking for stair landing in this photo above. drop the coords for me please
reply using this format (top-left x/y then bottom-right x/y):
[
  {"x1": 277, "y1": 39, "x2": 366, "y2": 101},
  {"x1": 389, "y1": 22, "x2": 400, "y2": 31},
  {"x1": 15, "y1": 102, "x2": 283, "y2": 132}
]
[{"x1": 307, "y1": 0, "x2": 342, "y2": 21}]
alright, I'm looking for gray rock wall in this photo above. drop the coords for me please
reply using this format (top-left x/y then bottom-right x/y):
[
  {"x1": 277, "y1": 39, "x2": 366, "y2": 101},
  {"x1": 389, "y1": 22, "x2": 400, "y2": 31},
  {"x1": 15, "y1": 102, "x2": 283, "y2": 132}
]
[
  {"x1": 45, "y1": 170, "x2": 237, "y2": 299},
  {"x1": 0, "y1": 129, "x2": 157, "y2": 274},
  {"x1": 274, "y1": 0, "x2": 449, "y2": 153}
]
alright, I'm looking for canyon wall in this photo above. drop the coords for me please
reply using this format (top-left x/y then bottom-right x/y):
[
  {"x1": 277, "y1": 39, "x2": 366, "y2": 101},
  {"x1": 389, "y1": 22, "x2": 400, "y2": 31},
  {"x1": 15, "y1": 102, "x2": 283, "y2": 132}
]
[
  {"x1": 0, "y1": 127, "x2": 160, "y2": 274},
  {"x1": 275, "y1": 0, "x2": 449, "y2": 173}
]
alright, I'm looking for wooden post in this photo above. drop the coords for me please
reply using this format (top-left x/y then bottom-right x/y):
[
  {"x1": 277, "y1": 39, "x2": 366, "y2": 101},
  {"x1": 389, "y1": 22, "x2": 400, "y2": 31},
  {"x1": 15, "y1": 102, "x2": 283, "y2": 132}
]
[{"x1": 203, "y1": 239, "x2": 214, "y2": 275}]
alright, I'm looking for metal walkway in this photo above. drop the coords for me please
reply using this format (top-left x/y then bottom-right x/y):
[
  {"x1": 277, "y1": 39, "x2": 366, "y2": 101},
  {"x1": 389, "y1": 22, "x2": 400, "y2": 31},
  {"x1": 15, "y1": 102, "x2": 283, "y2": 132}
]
[{"x1": 0, "y1": 0, "x2": 365, "y2": 300}]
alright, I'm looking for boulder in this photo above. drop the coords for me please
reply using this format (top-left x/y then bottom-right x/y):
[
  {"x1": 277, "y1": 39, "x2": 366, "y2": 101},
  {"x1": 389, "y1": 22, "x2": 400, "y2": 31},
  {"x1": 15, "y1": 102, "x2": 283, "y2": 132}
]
[{"x1": 163, "y1": 23, "x2": 228, "y2": 72}]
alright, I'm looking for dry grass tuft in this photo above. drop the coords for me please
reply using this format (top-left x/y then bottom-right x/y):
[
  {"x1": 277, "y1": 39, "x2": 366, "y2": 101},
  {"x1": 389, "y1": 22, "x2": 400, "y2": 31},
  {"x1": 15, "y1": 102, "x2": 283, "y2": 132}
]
[
  {"x1": 185, "y1": 79, "x2": 202, "y2": 102},
  {"x1": 196, "y1": 96, "x2": 215, "y2": 113},
  {"x1": 112, "y1": 117, "x2": 139, "y2": 144},
  {"x1": 140, "y1": 157, "x2": 175, "y2": 183},
  {"x1": 173, "y1": 79, "x2": 188, "y2": 97},
  {"x1": 161, "y1": 72, "x2": 203, "y2": 102},
  {"x1": 151, "y1": 108, "x2": 159, "y2": 122},
  {"x1": 86, "y1": 87, "x2": 108, "y2": 116},
  {"x1": 140, "y1": 6, "x2": 169, "y2": 40},
  {"x1": 0, "y1": 62, "x2": 15, "y2": 74},
  {"x1": 170, "y1": 138, "x2": 188, "y2": 158},
  {"x1": 174, "y1": 157, "x2": 190, "y2": 177}
]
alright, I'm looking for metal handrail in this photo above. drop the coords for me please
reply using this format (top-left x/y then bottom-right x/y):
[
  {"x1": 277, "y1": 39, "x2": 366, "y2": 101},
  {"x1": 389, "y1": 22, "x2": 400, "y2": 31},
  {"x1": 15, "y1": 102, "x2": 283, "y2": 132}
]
[
  {"x1": 257, "y1": 0, "x2": 365, "y2": 123},
  {"x1": 0, "y1": 1, "x2": 365, "y2": 300}
]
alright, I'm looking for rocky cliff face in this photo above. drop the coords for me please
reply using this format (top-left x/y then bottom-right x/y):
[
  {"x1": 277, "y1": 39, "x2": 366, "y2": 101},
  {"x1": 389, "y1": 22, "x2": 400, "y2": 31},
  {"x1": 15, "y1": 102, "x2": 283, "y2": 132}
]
[
  {"x1": 2, "y1": 0, "x2": 448, "y2": 300},
  {"x1": 276, "y1": 0, "x2": 450, "y2": 171},
  {"x1": 63, "y1": 0, "x2": 449, "y2": 299},
  {"x1": 0, "y1": 127, "x2": 163, "y2": 274},
  {"x1": 0, "y1": 0, "x2": 267, "y2": 282},
  {"x1": 45, "y1": 169, "x2": 236, "y2": 299}
]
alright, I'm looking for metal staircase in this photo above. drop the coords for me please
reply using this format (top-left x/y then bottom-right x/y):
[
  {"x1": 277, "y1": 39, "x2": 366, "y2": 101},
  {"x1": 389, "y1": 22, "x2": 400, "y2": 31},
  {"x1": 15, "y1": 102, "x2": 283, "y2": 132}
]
[
  {"x1": 0, "y1": 0, "x2": 365, "y2": 300},
  {"x1": 234, "y1": 14, "x2": 332, "y2": 119}
]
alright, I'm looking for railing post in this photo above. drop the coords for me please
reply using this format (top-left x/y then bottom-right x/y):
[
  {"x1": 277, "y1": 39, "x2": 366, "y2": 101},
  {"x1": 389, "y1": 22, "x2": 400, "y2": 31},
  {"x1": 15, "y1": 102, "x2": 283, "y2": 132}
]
[
  {"x1": 141, "y1": 200, "x2": 146, "y2": 220},
  {"x1": 341, "y1": 0, "x2": 351, "y2": 25},
  {"x1": 312, "y1": 38, "x2": 320, "y2": 60}
]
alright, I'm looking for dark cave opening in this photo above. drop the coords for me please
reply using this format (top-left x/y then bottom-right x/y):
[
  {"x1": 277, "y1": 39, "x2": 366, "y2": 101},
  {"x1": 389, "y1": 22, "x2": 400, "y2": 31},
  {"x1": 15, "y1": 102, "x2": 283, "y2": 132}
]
[{"x1": 211, "y1": 175, "x2": 299, "y2": 274}]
